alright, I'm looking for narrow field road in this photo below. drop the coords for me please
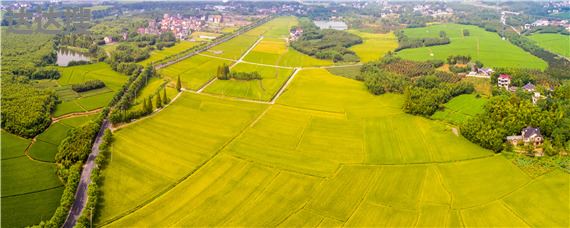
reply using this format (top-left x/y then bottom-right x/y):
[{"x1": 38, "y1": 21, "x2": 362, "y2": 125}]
[
  {"x1": 196, "y1": 36, "x2": 264, "y2": 93},
  {"x1": 63, "y1": 119, "x2": 110, "y2": 228},
  {"x1": 52, "y1": 108, "x2": 103, "y2": 123}
]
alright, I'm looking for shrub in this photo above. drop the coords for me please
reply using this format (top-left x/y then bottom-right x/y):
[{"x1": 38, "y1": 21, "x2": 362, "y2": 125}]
[{"x1": 71, "y1": 80, "x2": 106, "y2": 92}]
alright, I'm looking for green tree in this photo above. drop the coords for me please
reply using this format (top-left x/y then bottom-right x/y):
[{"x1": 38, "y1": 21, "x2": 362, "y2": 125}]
[
  {"x1": 155, "y1": 92, "x2": 163, "y2": 109},
  {"x1": 162, "y1": 88, "x2": 169, "y2": 105},
  {"x1": 543, "y1": 139, "x2": 557, "y2": 156},
  {"x1": 176, "y1": 75, "x2": 181, "y2": 92},
  {"x1": 142, "y1": 98, "x2": 147, "y2": 112},
  {"x1": 147, "y1": 97, "x2": 153, "y2": 112}
]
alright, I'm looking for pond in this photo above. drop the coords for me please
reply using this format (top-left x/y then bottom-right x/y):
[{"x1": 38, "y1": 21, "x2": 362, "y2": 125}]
[{"x1": 56, "y1": 48, "x2": 91, "y2": 66}]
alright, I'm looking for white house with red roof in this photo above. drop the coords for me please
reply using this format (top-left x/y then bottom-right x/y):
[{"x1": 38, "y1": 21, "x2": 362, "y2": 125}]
[{"x1": 498, "y1": 74, "x2": 511, "y2": 89}]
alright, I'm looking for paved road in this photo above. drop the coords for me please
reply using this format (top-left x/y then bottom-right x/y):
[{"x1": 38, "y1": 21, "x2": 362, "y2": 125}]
[{"x1": 63, "y1": 120, "x2": 110, "y2": 228}]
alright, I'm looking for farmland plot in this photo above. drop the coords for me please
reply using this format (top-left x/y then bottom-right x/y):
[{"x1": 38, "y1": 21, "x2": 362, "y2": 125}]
[
  {"x1": 396, "y1": 24, "x2": 547, "y2": 69},
  {"x1": 204, "y1": 63, "x2": 294, "y2": 101},
  {"x1": 348, "y1": 30, "x2": 398, "y2": 62},
  {"x1": 528, "y1": 33, "x2": 570, "y2": 57},
  {"x1": 1, "y1": 131, "x2": 63, "y2": 227},
  {"x1": 98, "y1": 57, "x2": 568, "y2": 227},
  {"x1": 159, "y1": 55, "x2": 233, "y2": 90}
]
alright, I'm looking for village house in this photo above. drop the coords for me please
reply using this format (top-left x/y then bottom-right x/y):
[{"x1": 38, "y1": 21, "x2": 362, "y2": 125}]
[
  {"x1": 498, "y1": 74, "x2": 511, "y2": 89},
  {"x1": 523, "y1": 82, "x2": 536, "y2": 92},
  {"x1": 507, "y1": 127, "x2": 544, "y2": 147}
]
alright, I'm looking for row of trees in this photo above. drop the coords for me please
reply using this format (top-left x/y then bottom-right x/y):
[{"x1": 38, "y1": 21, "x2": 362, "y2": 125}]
[
  {"x1": 290, "y1": 18, "x2": 362, "y2": 62},
  {"x1": 115, "y1": 65, "x2": 155, "y2": 110},
  {"x1": 446, "y1": 55, "x2": 472, "y2": 65},
  {"x1": 216, "y1": 64, "x2": 262, "y2": 80},
  {"x1": 110, "y1": 86, "x2": 171, "y2": 124},
  {"x1": 403, "y1": 78, "x2": 474, "y2": 116},
  {"x1": 71, "y1": 80, "x2": 106, "y2": 92},
  {"x1": 394, "y1": 30, "x2": 450, "y2": 51}
]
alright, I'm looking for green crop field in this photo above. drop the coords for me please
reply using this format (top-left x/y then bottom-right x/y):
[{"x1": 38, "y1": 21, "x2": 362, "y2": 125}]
[
  {"x1": 159, "y1": 55, "x2": 233, "y2": 90},
  {"x1": 204, "y1": 63, "x2": 294, "y2": 101},
  {"x1": 208, "y1": 17, "x2": 294, "y2": 60},
  {"x1": 1, "y1": 131, "x2": 64, "y2": 227},
  {"x1": 348, "y1": 30, "x2": 398, "y2": 62},
  {"x1": 1, "y1": 111, "x2": 97, "y2": 226},
  {"x1": 396, "y1": 24, "x2": 547, "y2": 69},
  {"x1": 243, "y1": 38, "x2": 333, "y2": 67},
  {"x1": 242, "y1": 16, "x2": 332, "y2": 67},
  {"x1": 139, "y1": 41, "x2": 199, "y2": 65},
  {"x1": 528, "y1": 33, "x2": 570, "y2": 57},
  {"x1": 54, "y1": 62, "x2": 127, "y2": 116},
  {"x1": 96, "y1": 64, "x2": 568, "y2": 227},
  {"x1": 432, "y1": 94, "x2": 487, "y2": 125}
]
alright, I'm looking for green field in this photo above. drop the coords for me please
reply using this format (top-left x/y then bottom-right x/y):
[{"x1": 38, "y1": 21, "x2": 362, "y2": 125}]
[
  {"x1": 432, "y1": 94, "x2": 488, "y2": 125},
  {"x1": 1, "y1": 131, "x2": 64, "y2": 227},
  {"x1": 159, "y1": 55, "x2": 233, "y2": 90},
  {"x1": 396, "y1": 24, "x2": 547, "y2": 69},
  {"x1": 348, "y1": 30, "x2": 398, "y2": 62},
  {"x1": 241, "y1": 16, "x2": 333, "y2": 67},
  {"x1": 209, "y1": 17, "x2": 295, "y2": 60},
  {"x1": 54, "y1": 62, "x2": 127, "y2": 116},
  {"x1": 204, "y1": 63, "x2": 294, "y2": 101},
  {"x1": 95, "y1": 66, "x2": 569, "y2": 226},
  {"x1": 97, "y1": 93, "x2": 267, "y2": 223},
  {"x1": 243, "y1": 38, "x2": 333, "y2": 67},
  {"x1": 528, "y1": 33, "x2": 570, "y2": 57},
  {"x1": 1, "y1": 111, "x2": 97, "y2": 227},
  {"x1": 139, "y1": 41, "x2": 199, "y2": 65}
]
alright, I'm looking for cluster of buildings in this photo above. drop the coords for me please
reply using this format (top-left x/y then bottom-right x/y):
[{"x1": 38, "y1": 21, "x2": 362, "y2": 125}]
[
  {"x1": 497, "y1": 74, "x2": 545, "y2": 105},
  {"x1": 136, "y1": 13, "x2": 257, "y2": 40},
  {"x1": 412, "y1": 4, "x2": 454, "y2": 18},
  {"x1": 137, "y1": 14, "x2": 211, "y2": 40},
  {"x1": 524, "y1": 19, "x2": 570, "y2": 31},
  {"x1": 288, "y1": 27, "x2": 303, "y2": 42}
]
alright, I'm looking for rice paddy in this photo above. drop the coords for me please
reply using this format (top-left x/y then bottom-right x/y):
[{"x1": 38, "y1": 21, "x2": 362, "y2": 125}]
[
  {"x1": 348, "y1": 30, "x2": 398, "y2": 62},
  {"x1": 54, "y1": 62, "x2": 127, "y2": 116},
  {"x1": 96, "y1": 66, "x2": 568, "y2": 226},
  {"x1": 204, "y1": 63, "x2": 294, "y2": 101},
  {"x1": 528, "y1": 33, "x2": 570, "y2": 57},
  {"x1": 1, "y1": 131, "x2": 64, "y2": 227},
  {"x1": 432, "y1": 94, "x2": 488, "y2": 125},
  {"x1": 159, "y1": 55, "x2": 233, "y2": 90},
  {"x1": 396, "y1": 24, "x2": 548, "y2": 70},
  {"x1": 139, "y1": 41, "x2": 199, "y2": 65}
]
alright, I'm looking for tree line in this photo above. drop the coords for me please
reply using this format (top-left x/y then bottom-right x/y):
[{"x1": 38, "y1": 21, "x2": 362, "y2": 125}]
[
  {"x1": 71, "y1": 80, "x2": 106, "y2": 92},
  {"x1": 216, "y1": 64, "x2": 262, "y2": 81},
  {"x1": 394, "y1": 30, "x2": 450, "y2": 52},
  {"x1": 290, "y1": 18, "x2": 362, "y2": 62}
]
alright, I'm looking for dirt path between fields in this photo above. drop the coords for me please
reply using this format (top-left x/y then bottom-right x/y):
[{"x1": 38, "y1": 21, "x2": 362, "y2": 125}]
[
  {"x1": 196, "y1": 36, "x2": 265, "y2": 93},
  {"x1": 52, "y1": 108, "x2": 103, "y2": 123}
]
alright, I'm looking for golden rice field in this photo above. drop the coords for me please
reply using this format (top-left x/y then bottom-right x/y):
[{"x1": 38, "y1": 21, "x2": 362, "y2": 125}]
[
  {"x1": 348, "y1": 30, "x2": 398, "y2": 62},
  {"x1": 96, "y1": 68, "x2": 569, "y2": 227}
]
